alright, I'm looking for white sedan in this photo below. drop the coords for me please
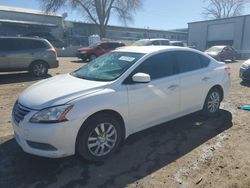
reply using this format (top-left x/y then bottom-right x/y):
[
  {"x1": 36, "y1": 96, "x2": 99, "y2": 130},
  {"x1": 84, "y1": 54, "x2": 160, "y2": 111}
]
[{"x1": 12, "y1": 46, "x2": 231, "y2": 161}]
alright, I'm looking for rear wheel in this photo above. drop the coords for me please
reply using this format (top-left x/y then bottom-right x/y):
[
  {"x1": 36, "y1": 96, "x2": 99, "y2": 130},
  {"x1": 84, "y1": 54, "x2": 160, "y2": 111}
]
[
  {"x1": 202, "y1": 88, "x2": 222, "y2": 117},
  {"x1": 76, "y1": 113, "x2": 122, "y2": 162},
  {"x1": 29, "y1": 61, "x2": 48, "y2": 77}
]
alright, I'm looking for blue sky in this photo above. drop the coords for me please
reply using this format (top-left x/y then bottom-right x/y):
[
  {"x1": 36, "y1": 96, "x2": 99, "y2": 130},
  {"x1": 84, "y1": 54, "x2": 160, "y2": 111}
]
[{"x1": 1, "y1": 0, "x2": 250, "y2": 30}]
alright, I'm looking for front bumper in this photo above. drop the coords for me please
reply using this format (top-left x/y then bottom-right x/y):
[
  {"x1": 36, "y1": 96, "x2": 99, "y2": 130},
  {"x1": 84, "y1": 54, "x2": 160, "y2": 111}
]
[
  {"x1": 12, "y1": 110, "x2": 82, "y2": 158},
  {"x1": 76, "y1": 52, "x2": 88, "y2": 60},
  {"x1": 239, "y1": 67, "x2": 250, "y2": 80}
]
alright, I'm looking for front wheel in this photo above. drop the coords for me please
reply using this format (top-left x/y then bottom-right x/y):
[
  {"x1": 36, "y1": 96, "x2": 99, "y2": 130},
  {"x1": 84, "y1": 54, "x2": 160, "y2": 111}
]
[
  {"x1": 76, "y1": 113, "x2": 122, "y2": 162},
  {"x1": 202, "y1": 88, "x2": 222, "y2": 117}
]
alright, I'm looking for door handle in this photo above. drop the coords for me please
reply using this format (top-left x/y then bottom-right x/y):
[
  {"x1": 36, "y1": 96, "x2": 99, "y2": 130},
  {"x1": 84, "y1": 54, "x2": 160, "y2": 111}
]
[
  {"x1": 168, "y1": 85, "x2": 179, "y2": 90},
  {"x1": 202, "y1": 77, "x2": 211, "y2": 81}
]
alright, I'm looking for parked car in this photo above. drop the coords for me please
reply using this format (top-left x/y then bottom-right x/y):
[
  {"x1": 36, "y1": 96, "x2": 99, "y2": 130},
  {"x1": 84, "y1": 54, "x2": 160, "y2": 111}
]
[
  {"x1": 0, "y1": 37, "x2": 59, "y2": 77},
  {"x1": 12, "y1": 46, "x2": 231, "y2": 161},
  {"x1": 170, "y1": 41, "x2": 185, "y2": 47},
  {"x1": 77, "y1": 41, "x2": 125, "y2": 61},
  {"x1": 132, "y1": 38, "x2": 170, "y2": 46},
  {"x1": 205, "y1": 45, "x2": 238, "y2": 61},
  {"x1": 240, "y1": 59, "x2": 250, "y2": 82}
]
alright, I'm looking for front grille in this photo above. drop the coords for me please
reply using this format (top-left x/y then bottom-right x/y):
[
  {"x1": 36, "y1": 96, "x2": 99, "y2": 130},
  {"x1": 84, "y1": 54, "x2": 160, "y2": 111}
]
[{"x1": 13, "y1": 102, "x2": 31, "y2": 123}]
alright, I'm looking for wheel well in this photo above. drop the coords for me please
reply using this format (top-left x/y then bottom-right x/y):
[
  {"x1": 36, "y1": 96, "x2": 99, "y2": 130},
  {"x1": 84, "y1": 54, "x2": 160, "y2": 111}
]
[
  {"x1": 29, "y1": 60, "x2": 49, "y2": 69},
  {"x1": 80, "y1": 110, "x2": 126, "y2": 140},
  {"x1": 210, "y1": 85, "x2": 224, "y2": 101}
]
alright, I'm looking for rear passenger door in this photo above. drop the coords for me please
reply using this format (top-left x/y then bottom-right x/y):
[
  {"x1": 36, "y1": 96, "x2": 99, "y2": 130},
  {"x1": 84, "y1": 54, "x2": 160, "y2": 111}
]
[
  {"x1": 0, "y1": 39, "x2": 10, "y2": 70},
  {"x1": 174, "y1": 51, "x2": 211, "y2": 114}
]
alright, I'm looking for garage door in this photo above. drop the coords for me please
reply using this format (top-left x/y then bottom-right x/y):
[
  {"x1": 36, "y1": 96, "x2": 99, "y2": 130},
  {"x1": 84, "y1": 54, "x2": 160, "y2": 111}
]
[{"x1": 207, "y1": 23, "x2": 235, "y2": 41}]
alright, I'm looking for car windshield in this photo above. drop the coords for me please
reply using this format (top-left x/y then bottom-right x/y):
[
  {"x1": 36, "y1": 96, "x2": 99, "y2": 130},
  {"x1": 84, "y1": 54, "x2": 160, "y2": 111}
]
[
  {"x1": 206, "y1": 46, "x2": 224, "y2": 52},
  {"x1": 132, "y1": 40, "x2": 151, "y2": 46},
  {"x1": 71, "y1": 52, "x2": 145, "y2": 82}
]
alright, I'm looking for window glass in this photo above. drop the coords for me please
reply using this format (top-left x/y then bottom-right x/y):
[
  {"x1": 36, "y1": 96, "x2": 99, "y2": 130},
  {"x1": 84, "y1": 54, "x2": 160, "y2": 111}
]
[
  {"x1": 175, "y1": 51, "x2": 202, "y2": 73},
  {"x1": 133, "y1": 52, "x2": 175, "y2": 80},
  {"x1": 152, "y1": 40, "x2": 160, "y2": 45},
  {"x1": 200, "y1": 55, "x2": 210, "y2": 68},
  {"x1": 160, "y1": 40, "x2": 170, "y2": 45}
]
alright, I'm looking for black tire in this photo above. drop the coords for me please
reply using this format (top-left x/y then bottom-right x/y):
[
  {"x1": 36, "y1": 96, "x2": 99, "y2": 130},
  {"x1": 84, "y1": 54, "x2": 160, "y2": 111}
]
[
  {"x1": 76, "y1": 113, "x2": 122, "y2": 162},
  {"x1": 202, "y1": 88, "x2": 222, "y2": 117},
  {"x1": 231, "y1": 56, "x2": 236, "y2": 62},
  {"x1": 89, "y1": 54, "x2": 97, "y2": 61},
  {"x1": 29, "y1": 61, "x2": 48, "y2": 77}
]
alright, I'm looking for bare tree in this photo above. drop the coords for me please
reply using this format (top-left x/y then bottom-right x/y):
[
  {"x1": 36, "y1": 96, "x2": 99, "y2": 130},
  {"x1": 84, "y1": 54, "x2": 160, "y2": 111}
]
[
  {"x1": 38, "y1": 0, "x2": 143, "y2": 37},
  {"x1": 203, "y1": 0, "x2": 249, "y2": 19}
]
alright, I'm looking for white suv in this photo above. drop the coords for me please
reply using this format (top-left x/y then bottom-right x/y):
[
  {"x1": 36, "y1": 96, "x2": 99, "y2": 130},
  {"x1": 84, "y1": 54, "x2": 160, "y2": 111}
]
[{"x1": 12, "y1": 46, "x2": 231, "y2": 161}]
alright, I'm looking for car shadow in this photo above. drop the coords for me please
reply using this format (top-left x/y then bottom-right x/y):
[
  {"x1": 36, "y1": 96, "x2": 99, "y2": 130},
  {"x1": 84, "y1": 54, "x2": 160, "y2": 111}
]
[
  {"x1": 0, "y1": 72, "x2": 52, "y2": 85},
  {"x1": 0, "y1": 110, "x2": 232, "y2": 188},
  {"x1": 71, "y1": 59, "x2": 87, "y2": 63}
]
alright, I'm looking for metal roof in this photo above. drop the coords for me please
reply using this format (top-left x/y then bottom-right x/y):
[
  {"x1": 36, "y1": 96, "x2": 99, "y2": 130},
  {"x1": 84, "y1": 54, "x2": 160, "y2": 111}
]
[
  {"x1": 0, "y1": 19, "x2": 57, "y2": 27},
  {"x1": 0, "y1": 5, "x2": 62, "y2": 17},
  {"x1": 188, "y1": 14, "x2": 250, "y2": 25}
]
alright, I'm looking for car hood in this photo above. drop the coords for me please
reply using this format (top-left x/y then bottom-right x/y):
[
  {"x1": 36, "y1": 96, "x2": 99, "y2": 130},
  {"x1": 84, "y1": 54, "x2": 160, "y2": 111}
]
[
  {"x1": 18, "y1": 74, "x2": 109, "y2": 110},
  {"x1": 78, "y1": 47, "x2": 93, "y2": 52}
]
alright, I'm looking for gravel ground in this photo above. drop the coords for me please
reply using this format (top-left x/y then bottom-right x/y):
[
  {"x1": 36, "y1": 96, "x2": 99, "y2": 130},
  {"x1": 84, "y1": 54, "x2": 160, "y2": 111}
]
[{"x1": 0, "y1": 58, "x2": 249, "y2": 188}]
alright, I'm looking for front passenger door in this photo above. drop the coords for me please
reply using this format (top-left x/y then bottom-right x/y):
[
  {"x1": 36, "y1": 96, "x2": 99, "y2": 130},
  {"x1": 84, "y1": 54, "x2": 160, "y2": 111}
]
[{"x1": 126, "y1": 52, "x2": 180, "y2": 131}]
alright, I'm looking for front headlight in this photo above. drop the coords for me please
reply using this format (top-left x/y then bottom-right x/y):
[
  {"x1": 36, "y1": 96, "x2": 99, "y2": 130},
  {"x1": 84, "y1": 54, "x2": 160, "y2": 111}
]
[
  {"x1": 80, "y1": 51, "x2": 86, "y2": 54},
  {"x1": 30, "y1": 104, "x2": 73, "y2": 123}
]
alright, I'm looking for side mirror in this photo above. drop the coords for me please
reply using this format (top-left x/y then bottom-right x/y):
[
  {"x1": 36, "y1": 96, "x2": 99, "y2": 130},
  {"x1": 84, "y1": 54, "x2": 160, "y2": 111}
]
[{"x1": 132, "y1": 73, "x2": 151, "y2": 83}]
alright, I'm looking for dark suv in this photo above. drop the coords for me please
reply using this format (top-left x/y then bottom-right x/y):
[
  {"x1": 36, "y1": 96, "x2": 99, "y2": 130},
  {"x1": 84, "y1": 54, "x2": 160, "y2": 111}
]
[
  {"x1": 77, "y1": 41, "x2": 125, "y2": 61},
  {"x1": 0, "y1": 37, "x2": 59, "y2": 76}
]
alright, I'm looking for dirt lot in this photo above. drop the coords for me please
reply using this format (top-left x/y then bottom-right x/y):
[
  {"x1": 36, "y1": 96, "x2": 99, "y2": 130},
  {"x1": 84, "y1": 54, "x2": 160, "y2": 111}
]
[{"x1": 0, "y1": 58, "x2": 250, "y2": 188}]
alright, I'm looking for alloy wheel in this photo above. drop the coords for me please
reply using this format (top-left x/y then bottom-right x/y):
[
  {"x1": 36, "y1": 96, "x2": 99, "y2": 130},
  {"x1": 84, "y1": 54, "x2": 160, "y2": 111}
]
[
  {"x1": 207, "y1": 91, "x2": 220, "y2": 113},
  {"x1": 87, "y1": 123, "x2": 117, "y2": 157}
]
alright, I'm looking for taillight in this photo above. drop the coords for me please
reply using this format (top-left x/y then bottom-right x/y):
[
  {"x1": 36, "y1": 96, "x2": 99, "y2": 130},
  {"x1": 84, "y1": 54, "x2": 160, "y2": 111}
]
[
  {"x1": 50, "y1": 48, "x2": 57, "y2": 56},
  {"x1": 224, "y1": 66, "x2": 231, "y2": 76}
]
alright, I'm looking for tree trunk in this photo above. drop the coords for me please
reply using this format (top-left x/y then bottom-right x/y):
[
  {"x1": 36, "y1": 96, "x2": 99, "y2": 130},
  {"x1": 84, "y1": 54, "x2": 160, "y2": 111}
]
[{"x1": 99, "y1": 24, "x2": 106, "y2": 38}]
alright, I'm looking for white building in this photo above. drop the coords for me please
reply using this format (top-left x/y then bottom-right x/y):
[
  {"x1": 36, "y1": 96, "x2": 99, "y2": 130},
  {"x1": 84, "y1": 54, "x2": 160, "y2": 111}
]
[{"x1": 188, "y1": 15, "x2": 250, "y2": 59}]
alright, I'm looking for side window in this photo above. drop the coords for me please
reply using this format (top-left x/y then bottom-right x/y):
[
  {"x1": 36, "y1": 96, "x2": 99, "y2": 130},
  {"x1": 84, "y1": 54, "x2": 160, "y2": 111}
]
[
  {"x1": 152, "y1": 41, "x2": 160, "y2": 45},
  {"x1": 100, "y1": 43, "x2": 108, "y2": 49},
  {"x1": 175, "y1": 51, "x2": 202, "y2": 73},
  {"x1": 133, "y1": 52, "x2": 175, "y2": 80},
  {"x1": 199, "y1": 54, "x2": 210, "y2": 68},
  {"x1": 160, "y1": 40, "x2": 170, "y2": 45}
]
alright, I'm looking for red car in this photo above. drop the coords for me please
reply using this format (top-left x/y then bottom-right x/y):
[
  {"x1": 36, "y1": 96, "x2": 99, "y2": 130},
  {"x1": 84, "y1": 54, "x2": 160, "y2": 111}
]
[
  {"x1": 205, "y1": 45, "x2": 238, "y2": 61},
  {"x1": 77, "y1": 41, "x2": 125, "y2": 61}
]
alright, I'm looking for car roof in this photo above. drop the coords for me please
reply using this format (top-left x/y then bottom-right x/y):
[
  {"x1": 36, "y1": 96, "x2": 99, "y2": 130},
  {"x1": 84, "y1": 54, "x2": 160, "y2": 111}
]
[
  {"x1": 138, "y1": 38, "x2": 169, "y2": 41},
  {"x1": 210, "y1": 45, "x2": 227, "y2": 48},
  {"x1": 0, "y1": 36, "x2": 46, "y2": 41},
  {"x1": 170, "y1": 41, "x2": 183, "y2": 43},
  {"x1": 101, "y1": 41, "x2": 124, "y2": 44},
  {"x1": 115, "y1": 46, "x2": 196, "y2": 54}
]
